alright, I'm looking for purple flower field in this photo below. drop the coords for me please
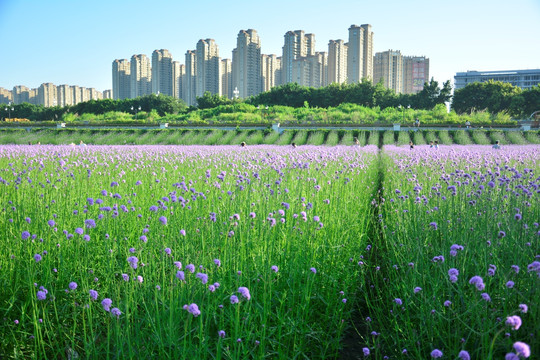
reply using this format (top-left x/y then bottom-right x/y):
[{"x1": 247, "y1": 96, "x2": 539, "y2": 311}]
[
  {"x1": 0, "y1": 144, "x2": 537, "y2": 359},
  {"x1": 0, "y1": 145, "x2": 378, "y2": 359}
]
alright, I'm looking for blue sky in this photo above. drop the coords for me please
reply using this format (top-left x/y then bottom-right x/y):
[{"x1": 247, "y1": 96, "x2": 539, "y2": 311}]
[{"x1": 1, "y1": 0, "x2": 539, "y2": 92}]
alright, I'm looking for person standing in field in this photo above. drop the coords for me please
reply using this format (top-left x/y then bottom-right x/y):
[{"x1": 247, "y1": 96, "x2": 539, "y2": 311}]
[
  {"x1": 492, "y1": 140, "x2": 501, "y2": 149},
  {"x1": 409, "y1": 141, "x2": 414, "y2": 150}
]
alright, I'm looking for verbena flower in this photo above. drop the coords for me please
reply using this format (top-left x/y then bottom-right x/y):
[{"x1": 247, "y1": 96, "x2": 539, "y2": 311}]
[
  {"x1": 238, "y1": 287, "x2": 251, "y2": 300},
  {"x1": 513, "y1": 341, "x2": 530, "y2": 358},
  {"x1": 414, "y1": 287, "x2": 422, "y2": 294},
  {"x1": 85, "y1": 219, "x2": 96, "y2": 228},
  {"x1": 196, "y1": 273, "x2": 208, "y2": 284},
  {"x1": 271, "y1": 265, "x2": 279, "y2": 273},
  {"x1": 186, "y1": 264, "x2": 195, "y2": 273},
  {"x1": 37, "y1": 290, "x2": 47, "y2": 300},
  {"x1": 159, "y1": 216, "x2": 167, "y2": 225},
  {"x1": 506, "y1": 315, "x2": 522, "y2": 330},
  {"x1": 68, "y1": 282, "x2": 77, "y2": 290},
  {"x1": 519, "y1": 304, "x2": 528, "y2": 313},
  {"x1": 185, "y1": 303, "x2": 200, "y2": 317},
  {"x1": 310, "y1": 267, "x2": 317, "y2": 274},
  {"x1": 111, "y1": 308, "x2": 122, "y2": 317},
  {"x1": 127, "y1": 256, "x2": 138, "y2": 269},
  {"x1": 218, "y1": 330, "x2": 226, "y2": 338},
  {"x1": 458, "y1": 350, "x2": 470, "y2": 360},
  {"x1": 230, "y1": 295, "x2": 239, "y2": 304},
  {"x1": 394, "y1": 298, "x2": 402, "y2": 305},
  {"x1": 176, "y1": 271, "x2": 185, "y2": 281},
  {"x1": 430, "y1": 349, "x2": 443, "y2": 358},
  {"x1": 506, "y1": 281, "x2": 515, "y2": 288},
  {"x1": 34, "y1": 254, "x2": 42, "y2": 262},
  {"x1": 89, "y1": 290, "x2": 98, "y2": 300},
  {"x1": 213, "y1": 259, "x2": 221, "y2": 267},
  {"x1": 21, "y1": 231, "x2": 30, "y2": 240},
  {"x1": 101, "y1": 298, "x2": 112, "y2": 312},
  {"x1": 481, "y1": 293, "x2": 491, "y2": 302},
  {"x1": 362, "y1": 347, "x2": 370, "y2": 356}
]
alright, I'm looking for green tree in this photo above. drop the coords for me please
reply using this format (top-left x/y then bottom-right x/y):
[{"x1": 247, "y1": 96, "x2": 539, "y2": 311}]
[
  {"x1": 196, "y1": 92, "x2": 232, "y2": 109},
  {"x1": 413, "y1": 78, "x2": 452, "y2": 109},
  {"x1": 452, "y1": 80, "x2": 522, "y2": 115},
  {"x1": 521, "y1": 85, "x2": 540, "y2": 118}
]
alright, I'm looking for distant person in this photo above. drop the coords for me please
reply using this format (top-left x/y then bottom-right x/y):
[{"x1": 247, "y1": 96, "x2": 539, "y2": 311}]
[
  {"x1": 429, "y1": 141, "x2": 434, "y2": 148},
  {"x1": 492, "y1": 140, "x2": 501, "y2": 149},
  {"x1": 79, "y1": 140, "x2": 87, "y2": 147},
  {"x1": 434, "y1": 140, "x2": 439, "y2": 149},
  {"x1": 409, "y1": 141, "x2": 414, "y2": 150},
  {"x1": 291, "y1": 142, "x2": 297, "y2": 148},
  {"x1": 414, "y1": 118, "x2": 420, "y2": 128},
  {"x1": 465, "y1": 120, "x2": 471, "y2": 129},
  {"x1": 354, "y1": 137, "x2": 360, "y2": 146},
  {"x1": 28, "y1": 141, "x2": 32, "y2": 145},
  {"x1": 240, "y1": 142, "x2": 246, "y2": 147}
]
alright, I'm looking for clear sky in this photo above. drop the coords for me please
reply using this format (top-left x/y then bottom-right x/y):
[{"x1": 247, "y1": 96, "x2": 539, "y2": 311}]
[{"x1": 1, "y1": 0, "x2": 539, "y2": 92}]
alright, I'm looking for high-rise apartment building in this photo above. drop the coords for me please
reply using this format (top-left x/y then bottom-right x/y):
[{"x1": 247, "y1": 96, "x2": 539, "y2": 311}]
[
  {"x1": 183, "y1": 50, "x2": 197, "y2": 106},
  {"x1": 282, "y1": 30, "x2": 316, "y2": 85},
  {"x1": 80, "y1": 87, "x2": 90, "y2": 103},
  {"x1": 347, "y1": 24, "x2": 374, "y2": 83},
  {"x1": 38, "y1": 83, "x2": 57, "y2": 107},
  {"x1": 261, "y1": 54, "x2": 281, "y2": 91},
  {"x1": 71, "y1": 85, "x2": 82, "y2": 104},
  {"x1": 88, "y1": 88, "x2": 102, "y2": 101},
  {"x1": 374, "y1": 50, "x2": 403, "y2": 93},
  {"x1": 291, "y1": 52, "x2": 327, "y2": 88},
  {"x1": 172, "y1": 61, "x2": 184, "y2": 99},
  {"x1": 112, "y1": 59, "x2": 131, "y2": 100},
  {"x1": 0, "y1": 88, "x2": 12, "y2": 104},
  {"x1": 232, "y1": 29, "x2": 262, "y2": 98},
  {"x1": 327, "y1": 40, "x2": 348, "y2": 84},
  {"x1": 130, "y1": 54, "x2": 152, "y2": 98},
  {"x1": 152, "y1": 49, "x2": 174, "y2": 96},
  {"x1": 221, "y1": 59, "x2": 232, "y2": 99},
  {"x1": 13, "y1": 86, "x2": 30, "y2": 105},
  {"x1": 196, "y1": 39, "x2": 221, "y2": 97},
  {"x1": 403, "y1": 56, "x2": 429, "y2": 94},
  {"x1": 57, "y1": 84, "x2": 73, "y2": 106},
  {"x1": 28, "y1": 89, "x2": 38, "y2": 105}
]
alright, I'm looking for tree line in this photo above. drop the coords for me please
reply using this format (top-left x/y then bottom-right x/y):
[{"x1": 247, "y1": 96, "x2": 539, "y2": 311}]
[{"x1": 1, "y1": 79, "x2": 539, "y2": 122}]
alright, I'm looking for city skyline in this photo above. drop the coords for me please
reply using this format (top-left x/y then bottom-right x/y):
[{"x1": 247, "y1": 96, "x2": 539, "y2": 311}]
[{"x1": 1, "y1": 0, "x2": 539, "y2": 92}]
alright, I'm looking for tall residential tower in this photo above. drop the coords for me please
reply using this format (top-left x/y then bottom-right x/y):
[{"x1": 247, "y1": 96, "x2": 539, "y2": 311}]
[
  {"x1": 347, "y1": 24, "x2": 374, "y2": 83},
  {"x1": 130, "y1": 54, "x2": 152, "y2": 98},
  {"x1": 112, "y1": 59, "x2": 131, "y2": 100},
  {"x1": 232, "y1": 29, "x2": 262, "y2": 98},
  {"x1": 152, "y1": 49, "x2": 174, "y2": 96}
]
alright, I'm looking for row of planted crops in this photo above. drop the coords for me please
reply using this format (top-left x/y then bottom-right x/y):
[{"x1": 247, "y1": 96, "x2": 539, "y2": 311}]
[
  {"x1": 0, "y1": 128, "x2": 540, "y2": 146},
  {"x1": 0, "y1": 144, "x2": 538, "y2": 359}
]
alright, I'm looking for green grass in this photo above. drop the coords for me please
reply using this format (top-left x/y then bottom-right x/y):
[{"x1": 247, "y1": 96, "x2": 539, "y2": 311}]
[
  {"x1": 471, "y1": 130, "x2": 492, "y2": 145},
  {"x1": 325, "y1": 131, "x2": 339, "y2": 146},
  {"x1": 452, "y1": 130, "x2": 473, "y2": 145},
  {"x1": 504, "y1": 131, "x2": 529, "y2": 145}
]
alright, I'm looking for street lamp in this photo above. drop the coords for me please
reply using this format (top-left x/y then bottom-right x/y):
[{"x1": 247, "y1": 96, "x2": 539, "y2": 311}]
[
  {"x1": 131, "y1": 105, "x2": 141, "y2": 119},
  {"x1": 5, "y1": 101, "x2": 14, "y2": 121}
]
